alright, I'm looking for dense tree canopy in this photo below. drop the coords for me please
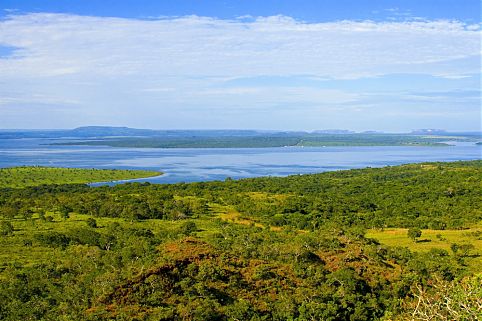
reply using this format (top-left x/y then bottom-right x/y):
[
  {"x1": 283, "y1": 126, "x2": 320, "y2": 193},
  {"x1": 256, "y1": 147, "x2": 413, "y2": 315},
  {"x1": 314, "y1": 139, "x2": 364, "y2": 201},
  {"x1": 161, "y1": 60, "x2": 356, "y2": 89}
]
[{"x1": 0, "y1": 160, "x2": 480, "y2": 320}]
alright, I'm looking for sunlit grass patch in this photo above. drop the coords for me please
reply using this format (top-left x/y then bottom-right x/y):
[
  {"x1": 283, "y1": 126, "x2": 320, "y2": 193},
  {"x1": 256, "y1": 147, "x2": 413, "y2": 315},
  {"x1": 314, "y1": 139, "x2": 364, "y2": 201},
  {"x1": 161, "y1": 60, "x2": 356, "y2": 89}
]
[
  {"x1": 0, "y1": 166, "x2": 160, "y2": 188},
  {"x1": 366, "y1": 227, "x2": 482, "y2": 272}
]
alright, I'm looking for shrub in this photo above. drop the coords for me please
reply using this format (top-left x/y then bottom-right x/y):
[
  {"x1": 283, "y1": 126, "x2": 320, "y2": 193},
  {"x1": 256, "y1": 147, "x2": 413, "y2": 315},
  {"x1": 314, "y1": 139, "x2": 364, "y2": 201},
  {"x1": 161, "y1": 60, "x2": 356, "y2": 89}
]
[
  {"x1": 35, "y1": 232, "x2": 71, "y2": 248},
  {"x1": 86, "y1": 218, "x2": 97, "y2": 228},
  {"x1": 180, "y1": 221, "x2": 198, "y2": 236},
  {"x1": 0, "y1": 221, "x2": 14, "y2": 236},
  {"x1": 407, "y1": 228, "x2": 422, "y2": 242},
  {"x1": 402, "y1": 274, "x2": 482, "y2": 320}
]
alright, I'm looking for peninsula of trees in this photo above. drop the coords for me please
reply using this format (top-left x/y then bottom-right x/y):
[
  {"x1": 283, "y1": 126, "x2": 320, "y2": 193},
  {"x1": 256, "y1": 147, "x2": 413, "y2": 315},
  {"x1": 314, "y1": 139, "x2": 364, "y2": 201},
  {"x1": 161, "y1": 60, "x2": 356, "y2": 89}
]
[{"x1": 0, "y1": 167, "x2": 160, "y2": 188}]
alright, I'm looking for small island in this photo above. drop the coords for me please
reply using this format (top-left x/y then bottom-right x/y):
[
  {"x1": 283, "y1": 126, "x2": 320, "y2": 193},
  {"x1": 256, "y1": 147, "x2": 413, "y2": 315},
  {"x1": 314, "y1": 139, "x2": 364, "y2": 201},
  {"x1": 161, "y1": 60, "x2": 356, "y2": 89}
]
[{"x1": 0, "y1": 166, "x2": 160, "y2": 188}]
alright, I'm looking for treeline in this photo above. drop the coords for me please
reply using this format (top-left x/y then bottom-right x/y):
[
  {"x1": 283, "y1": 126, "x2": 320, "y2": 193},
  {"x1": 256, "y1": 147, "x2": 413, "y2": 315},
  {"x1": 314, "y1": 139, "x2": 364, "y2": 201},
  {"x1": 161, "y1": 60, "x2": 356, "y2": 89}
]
[
  {"x1": 1, "y1": 161, "x2": 480, "y2": 229},
  {"x1": 51, "y1": 133, "x2": 460, "y2": 148}
]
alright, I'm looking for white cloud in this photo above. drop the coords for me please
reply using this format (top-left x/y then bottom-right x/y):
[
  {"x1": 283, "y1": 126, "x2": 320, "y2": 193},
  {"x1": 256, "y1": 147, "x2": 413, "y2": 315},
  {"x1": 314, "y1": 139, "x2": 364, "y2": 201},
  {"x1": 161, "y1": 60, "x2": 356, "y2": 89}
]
[
  {"x1": 0, "y1": 13, "x2": 479, "y2": 129},
  {"x1": 0, "y1": 13, "x2": 479, "y2": 80},
  {"x1": 153, "y1": 86, "x2": 360, "y2": 110},
  {"x1": 0, "y1": 95, "x2": 80, "y2": 106}
]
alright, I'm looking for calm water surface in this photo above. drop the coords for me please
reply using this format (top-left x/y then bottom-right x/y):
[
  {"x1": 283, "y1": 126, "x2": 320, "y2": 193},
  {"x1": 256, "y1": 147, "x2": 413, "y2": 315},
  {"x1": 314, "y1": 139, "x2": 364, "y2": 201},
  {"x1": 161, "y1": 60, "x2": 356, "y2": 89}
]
[{"x1": 0, "y1": 138, "x2": 480, "y2": 184}]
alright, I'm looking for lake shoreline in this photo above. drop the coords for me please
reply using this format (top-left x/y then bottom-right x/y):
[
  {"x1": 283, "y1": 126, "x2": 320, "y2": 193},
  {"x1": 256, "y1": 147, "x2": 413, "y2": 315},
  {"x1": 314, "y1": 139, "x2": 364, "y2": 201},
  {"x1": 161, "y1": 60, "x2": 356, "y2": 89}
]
[{"x1": 1, "y1": 138, "x2": 480, "y2": 184}]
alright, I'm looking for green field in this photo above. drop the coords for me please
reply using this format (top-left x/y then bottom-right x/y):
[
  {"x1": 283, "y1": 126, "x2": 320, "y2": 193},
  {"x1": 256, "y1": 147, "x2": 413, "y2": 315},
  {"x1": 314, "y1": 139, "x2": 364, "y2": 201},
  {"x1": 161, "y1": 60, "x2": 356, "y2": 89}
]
[
  {"x1": 366, "y1": 228, "x2": 482, "y2": 272},
  {"x1": 0, "y1": 166, "x2": 160, "y2": 188}
]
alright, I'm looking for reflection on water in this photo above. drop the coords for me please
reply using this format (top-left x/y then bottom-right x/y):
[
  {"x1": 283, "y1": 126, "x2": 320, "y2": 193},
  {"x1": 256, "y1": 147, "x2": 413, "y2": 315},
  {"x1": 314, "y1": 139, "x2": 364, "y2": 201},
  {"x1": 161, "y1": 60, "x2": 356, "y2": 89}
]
[{"x1": 0, "y1": 138, "x2": 480, "y2": 184}]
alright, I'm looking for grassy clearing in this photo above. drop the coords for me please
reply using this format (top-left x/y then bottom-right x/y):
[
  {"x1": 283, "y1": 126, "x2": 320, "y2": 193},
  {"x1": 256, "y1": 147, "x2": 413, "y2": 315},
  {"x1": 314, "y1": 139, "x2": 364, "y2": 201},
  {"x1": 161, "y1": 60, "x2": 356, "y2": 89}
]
[
  {"x1": 211, "y1": 203, "x2": 283, "y2": 231},
  {"x1": 0, "y1": 166, "x2": 160, "y2": 188},
  {"x1": 366, "y1": 227, "x2": 482, "y2": 272}
]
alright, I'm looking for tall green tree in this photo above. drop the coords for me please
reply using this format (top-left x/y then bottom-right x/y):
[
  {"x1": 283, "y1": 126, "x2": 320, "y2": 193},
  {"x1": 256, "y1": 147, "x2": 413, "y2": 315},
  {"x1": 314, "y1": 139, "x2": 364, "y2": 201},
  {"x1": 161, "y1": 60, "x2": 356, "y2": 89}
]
[{"x1": 408, "y1": 227, "x2": 422, "y2": 242}]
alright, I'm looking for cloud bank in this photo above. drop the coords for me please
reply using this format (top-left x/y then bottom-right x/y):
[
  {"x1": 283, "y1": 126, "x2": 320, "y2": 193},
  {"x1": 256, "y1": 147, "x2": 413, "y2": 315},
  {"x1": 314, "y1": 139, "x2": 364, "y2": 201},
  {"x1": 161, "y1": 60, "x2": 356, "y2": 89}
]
[
  {"x1": 0, "y1": 14, "x2": 480, "y2": 79},
  {"x1": 0, "y1": 13, "x2": 480, "y2": 130}
]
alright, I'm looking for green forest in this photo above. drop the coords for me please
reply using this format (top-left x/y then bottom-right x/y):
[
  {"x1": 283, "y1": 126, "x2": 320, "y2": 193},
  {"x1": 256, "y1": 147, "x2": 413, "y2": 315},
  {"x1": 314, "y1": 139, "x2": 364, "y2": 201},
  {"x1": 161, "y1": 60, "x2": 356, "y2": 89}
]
[
  {"x1": 0, "y1": 161, "x2": 481, "y2": 320},
  {"x1": 51, "y1": 133, "x2": 476, "y2": 148}
]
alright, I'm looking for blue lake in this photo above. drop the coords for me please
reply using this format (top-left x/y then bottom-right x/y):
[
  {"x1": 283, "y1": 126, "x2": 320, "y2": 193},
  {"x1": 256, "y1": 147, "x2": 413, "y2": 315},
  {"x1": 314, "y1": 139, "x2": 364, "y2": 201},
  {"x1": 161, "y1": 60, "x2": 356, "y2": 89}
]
[{"x1": 0, "y1": 138, "x2": 480, "y2": 184}]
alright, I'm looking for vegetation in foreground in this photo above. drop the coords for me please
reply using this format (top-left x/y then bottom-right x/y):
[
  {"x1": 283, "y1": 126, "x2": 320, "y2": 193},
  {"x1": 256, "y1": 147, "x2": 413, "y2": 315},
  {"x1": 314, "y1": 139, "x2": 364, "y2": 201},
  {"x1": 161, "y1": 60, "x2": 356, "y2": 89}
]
[
  {"x1": 0, "y1": 161, "x2": 481, "y2": 320},
  {"x1": 0, "y1": 167, "x2": 160, "y2": 188}
]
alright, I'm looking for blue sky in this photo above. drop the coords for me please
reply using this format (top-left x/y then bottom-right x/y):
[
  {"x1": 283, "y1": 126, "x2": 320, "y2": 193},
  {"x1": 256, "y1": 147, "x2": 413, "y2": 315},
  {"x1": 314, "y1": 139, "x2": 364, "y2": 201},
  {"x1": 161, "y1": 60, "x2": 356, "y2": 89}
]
[
  {"x1": 1, "y1": 0, "x2": 480, "y2": 22},
  {"x1": 0, "y1": 0, "x2": 480, "y2": 131}
]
